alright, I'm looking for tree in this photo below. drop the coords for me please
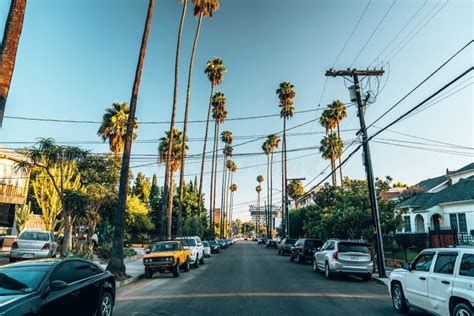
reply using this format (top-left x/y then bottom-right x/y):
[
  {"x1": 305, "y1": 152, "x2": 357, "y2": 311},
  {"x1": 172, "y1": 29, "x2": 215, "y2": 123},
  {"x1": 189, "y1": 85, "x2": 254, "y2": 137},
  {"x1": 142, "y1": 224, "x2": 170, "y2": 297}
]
[
  {"x1": 276, "y1": 81, "x2": 295, "y2": 237},
  {"x1": 229, "y1": 182, "x2": 237, "y2": 236},
  {"x1": 107, "y1": 0, "x2": 154, "y2": 275},
  {"x1": 133, "y1": 172, "x2": 151, "y2": 204},
  {"x1": 262, "y1": 134, "x2": 280, "y2": 238},
  {"x1": 97, "y1": 102, "x2": 138, "y2": 155},
  {"x1": 329, "y1": 100, "x2": 347, "y2": 185},
  {"x1": 14, "y1": 201, "x2": 31, "y2": 235},
  {"x1": 182, "y1": 215, "x2": 205, "y2": 238},
  {"x1": 219, "y1": 130, "x2": 232, "y2": 238},
  {"x1": 17, "y1": 138, "x2": 87, "y2": 252},
  {"x1": 287, "y1": 179, "x2": 304, "y2": 207},
  {"x1": 198, "y1": 57, "x2": 227, "y2": 212},
  {"x1": 126, "y1": 194, "x2": 152, "y2": 235},
  {"x1": 0, "y1": 0, "x2": 27, "y2": 126},
  {"x1": 158, "y1": 129, "x2": 187, "y2": 238},
  {"x1": 209, "y1": 92, "x2": 227, "y2": 235},
  {"x1": 319, "y1": 132, "x2": 343, "y2": 187},
  {"x1": 178, "y1": 0, "x2": 220, "y2": 227},
  {"x1": 256, "y1": 175, "x2": 263, "y2": 233}
]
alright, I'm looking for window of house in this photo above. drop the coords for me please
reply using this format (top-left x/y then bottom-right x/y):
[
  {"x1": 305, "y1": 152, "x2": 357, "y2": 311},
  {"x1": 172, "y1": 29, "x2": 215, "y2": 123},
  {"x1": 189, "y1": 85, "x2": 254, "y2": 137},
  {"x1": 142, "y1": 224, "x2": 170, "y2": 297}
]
[
  {"x1": 450, "y1": 213, "x2": 467, "y2": 234},
  {"x1": 450, "y1": 214, "x2": 458, "y2": 231},
  {"x1": 404, "y1": 216, "x2": 411, "y2": 232}
]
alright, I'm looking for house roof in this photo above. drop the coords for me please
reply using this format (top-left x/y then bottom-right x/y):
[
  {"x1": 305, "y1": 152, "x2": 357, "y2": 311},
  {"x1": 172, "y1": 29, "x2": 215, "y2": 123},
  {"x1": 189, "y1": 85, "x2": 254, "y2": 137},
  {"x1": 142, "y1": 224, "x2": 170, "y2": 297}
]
[
  {"x1": 397, "y1": 193, "x2": 433, "y2": 208},
  {"x1": 415, "y1": 175, "x2": 447, "y2": 191},
  {"x1": 422, "y1": 176, "x2": 474, "y2": 209},
  {"x1": 449, "y1": 162, "x2": 474, "y2": 176}
]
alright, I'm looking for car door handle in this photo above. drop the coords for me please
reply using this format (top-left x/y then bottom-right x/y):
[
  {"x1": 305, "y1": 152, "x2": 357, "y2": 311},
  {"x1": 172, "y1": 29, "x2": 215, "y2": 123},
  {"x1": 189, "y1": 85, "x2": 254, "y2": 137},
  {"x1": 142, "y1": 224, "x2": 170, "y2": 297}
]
[
  {"x1": 419, "y1": 277, "x2": 426, "y2": 281},
  {"x1": 441, "y1": 280, "x2": 450, "y2": 285}
]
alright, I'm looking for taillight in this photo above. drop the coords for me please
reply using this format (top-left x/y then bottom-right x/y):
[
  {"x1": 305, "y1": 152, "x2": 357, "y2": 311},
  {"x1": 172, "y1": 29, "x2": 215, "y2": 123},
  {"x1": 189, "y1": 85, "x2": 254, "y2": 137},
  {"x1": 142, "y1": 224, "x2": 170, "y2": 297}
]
[
  {"x1": 333, "y1": 251, "x2": 339, "y2": 260},
  {"x1": 11, "y1": 242, "x2": 18, "y2": 249},
  {"x1": 42, "y1": 243, "x2": 50, "y2": 250}
]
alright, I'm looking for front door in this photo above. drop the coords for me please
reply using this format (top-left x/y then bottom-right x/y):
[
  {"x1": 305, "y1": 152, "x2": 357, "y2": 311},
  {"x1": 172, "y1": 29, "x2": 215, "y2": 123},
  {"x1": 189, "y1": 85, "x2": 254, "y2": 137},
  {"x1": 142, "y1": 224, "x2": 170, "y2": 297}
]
[
  {"x1": 428, "y1": 252, "x2": 458, "y2": 314},
  {"x1": 69, "y1": 260, "x2": 103, "y2": 315},
  {"x1": 404, "y1": 252, "x2": 434, "y2": 311}
]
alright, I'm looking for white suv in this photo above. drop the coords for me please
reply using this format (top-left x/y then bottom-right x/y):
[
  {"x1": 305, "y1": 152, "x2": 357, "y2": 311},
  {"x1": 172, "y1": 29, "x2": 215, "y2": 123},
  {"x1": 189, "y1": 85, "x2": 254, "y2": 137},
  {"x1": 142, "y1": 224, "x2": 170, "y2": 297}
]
[
  {"x1": 389, "y1": 247, "x2": 473, "y2": 316},
  {"x1": 176, "y1": 236, "x2": 204, "y2": 268}
]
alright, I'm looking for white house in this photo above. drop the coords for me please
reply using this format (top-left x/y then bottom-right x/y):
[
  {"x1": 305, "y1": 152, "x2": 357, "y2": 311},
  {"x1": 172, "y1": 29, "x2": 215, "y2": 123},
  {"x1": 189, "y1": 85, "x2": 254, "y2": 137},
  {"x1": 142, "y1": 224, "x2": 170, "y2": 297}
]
[{"x1": 396, "y1": 163, "x2": 474, "y2": 237}]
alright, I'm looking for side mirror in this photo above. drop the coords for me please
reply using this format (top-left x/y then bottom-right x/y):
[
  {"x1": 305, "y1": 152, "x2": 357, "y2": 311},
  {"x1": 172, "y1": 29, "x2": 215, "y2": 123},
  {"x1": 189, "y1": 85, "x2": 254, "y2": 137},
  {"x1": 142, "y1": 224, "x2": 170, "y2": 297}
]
[
  {"x1": 50, "y1": 280, "x2": 68, "y2": 292},
  {"x1": 402, "y1": 262, "x2": 411, "y2": 271},
  {"x1": 145, "y1": 249, "x2": 151, "y2": 254}
]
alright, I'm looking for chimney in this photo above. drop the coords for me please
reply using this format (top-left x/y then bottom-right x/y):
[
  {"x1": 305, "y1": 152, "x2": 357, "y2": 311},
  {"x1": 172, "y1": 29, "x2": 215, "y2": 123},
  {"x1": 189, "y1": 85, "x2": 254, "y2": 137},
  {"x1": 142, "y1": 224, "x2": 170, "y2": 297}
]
[{"x1": 446, "y1": 168, "x2": 450, "y2": 175}]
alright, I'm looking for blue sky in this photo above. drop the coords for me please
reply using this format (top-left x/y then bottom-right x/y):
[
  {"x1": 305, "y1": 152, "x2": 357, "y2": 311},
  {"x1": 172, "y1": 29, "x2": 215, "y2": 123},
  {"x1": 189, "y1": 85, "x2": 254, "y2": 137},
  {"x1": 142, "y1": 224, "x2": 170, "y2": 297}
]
[{"x1": 1, "y1": 0, "x2": 472, "y2": 220}]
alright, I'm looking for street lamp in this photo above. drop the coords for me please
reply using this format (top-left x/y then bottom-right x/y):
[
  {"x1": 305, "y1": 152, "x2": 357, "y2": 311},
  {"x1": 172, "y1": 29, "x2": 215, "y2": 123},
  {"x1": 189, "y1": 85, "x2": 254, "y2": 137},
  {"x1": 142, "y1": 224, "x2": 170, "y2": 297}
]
[{"x1": 284, "y1": 177, "x2": 305, "y2": 238}]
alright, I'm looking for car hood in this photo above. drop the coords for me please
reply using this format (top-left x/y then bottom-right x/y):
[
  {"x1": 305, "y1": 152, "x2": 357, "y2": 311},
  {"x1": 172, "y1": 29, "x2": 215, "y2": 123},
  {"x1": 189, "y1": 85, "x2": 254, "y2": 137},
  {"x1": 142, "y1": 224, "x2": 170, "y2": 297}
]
[{"x1": 144, "y1": 251, "x2": 179, "y2": 259}]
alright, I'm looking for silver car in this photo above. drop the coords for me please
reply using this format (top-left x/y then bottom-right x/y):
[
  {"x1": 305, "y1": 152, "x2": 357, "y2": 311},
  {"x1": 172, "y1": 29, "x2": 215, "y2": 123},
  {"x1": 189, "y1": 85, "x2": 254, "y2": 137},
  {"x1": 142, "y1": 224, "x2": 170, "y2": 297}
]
[
  {"x1": 202, "y1": 241, "x2": 212, "y2": 258},
  {"x1": 313, "y1": 239, "x2": 373, "y2": 281},
  {"x1": 10, "y1": 230, "x2": 58, "y2": 262}
]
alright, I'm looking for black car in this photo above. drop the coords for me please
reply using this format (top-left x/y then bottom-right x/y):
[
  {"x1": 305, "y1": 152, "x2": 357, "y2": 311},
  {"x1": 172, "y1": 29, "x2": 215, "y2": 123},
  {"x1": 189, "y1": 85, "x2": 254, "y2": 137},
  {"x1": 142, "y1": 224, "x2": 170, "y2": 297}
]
[
  {"x1": 289, "y1": 238, "x2": 324, "y2": 263},
  {"x1": 265, "y1": 239, "x2": 278, "y2": 249},
  {"x1": 208, "y1": 240, "x2": 221, "y2": 254},
  {"x1": 217, "y1": 239, "x2": 228, "y2": 249},
  {"x1": 0, "y1": 258, "x2": 115, "y2": 316},
  {"x1": 277, "y1": 238, "x2": 296, "y2": 255}
]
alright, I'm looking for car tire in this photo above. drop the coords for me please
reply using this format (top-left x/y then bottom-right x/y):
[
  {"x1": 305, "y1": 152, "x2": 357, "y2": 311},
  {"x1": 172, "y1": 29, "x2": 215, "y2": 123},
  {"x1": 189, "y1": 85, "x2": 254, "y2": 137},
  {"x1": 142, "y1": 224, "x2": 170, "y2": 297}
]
[
  {"x1": 313, "y1": 259, "x2": 319, "y2": 273},
  {"x1": 289, "y1": 253, "x2": 294, "y2": 261},
  {"x1": 452, "y1": 302, "x2": 472, "y2": 316},
  {"x1": 145, "y1": 268, "x2": 153, "y2": 279},
  {"x1": 325, "y1": 262, "x2": 333, "y2": 279},
  {"x1": 297, "y1": 254, "x2": 303, "y2": 264},
  {"x1": 199, "y1": 254, "x2": 204, "y2": 265},
  {"x1": 182, "y1": 257, "x2": 190, "y2": 272},
  {"x1": 277, "y1": 249, "x2": 281, "y2": 255},
  {"x1": 362, "y1": 273, "x2": 372, "y2": 282},
  {"x1": 391, "y1": 283, "x2": 409, "y2": 314},
  {"x1": 96, "y1": 291, "x2": 114, "y2": 316},
  {"x1": 193, "y1": 256, "x2": 199, "y2": 269},
  {"x1": 172, "y1": 262, "x2": 180, "y2": 277}
]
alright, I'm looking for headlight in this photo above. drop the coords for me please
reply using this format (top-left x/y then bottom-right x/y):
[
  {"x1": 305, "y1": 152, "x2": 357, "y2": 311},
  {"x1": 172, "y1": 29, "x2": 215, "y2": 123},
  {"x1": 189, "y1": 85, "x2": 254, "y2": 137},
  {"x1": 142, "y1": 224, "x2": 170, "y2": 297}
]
[
  {"x1": 167, "y1": 257, "x2": 174, "y2": 262},
  {"x1": 144, "y1": 258, "x2": 151, "y2": 263}
]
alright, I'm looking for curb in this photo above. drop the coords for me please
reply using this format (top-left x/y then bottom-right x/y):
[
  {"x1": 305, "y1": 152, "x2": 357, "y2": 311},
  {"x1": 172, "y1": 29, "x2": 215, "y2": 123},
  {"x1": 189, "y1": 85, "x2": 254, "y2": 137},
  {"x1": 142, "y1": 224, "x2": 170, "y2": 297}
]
[
  {"x1": 118, "y1": 274, "x2": 145, "y2": 288},
  {"x1": 374, "y1": 277, "x2": 389, "y2": 287}
]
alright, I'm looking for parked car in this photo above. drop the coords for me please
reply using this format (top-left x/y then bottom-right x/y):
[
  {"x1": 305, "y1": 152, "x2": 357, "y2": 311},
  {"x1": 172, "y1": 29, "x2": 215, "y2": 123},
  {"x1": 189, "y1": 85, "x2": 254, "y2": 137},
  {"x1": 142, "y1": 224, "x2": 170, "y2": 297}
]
[
  {"x1": 218, "y1": 239, "x2": 228, "y2": 249},
  {"x1": 389, "y1": 247, "x2": 474, "y2": 315},
  {"x1": 10, "y1": 230, "x2": 58, "y2": 263},
  {"x1": 257, "y1": 238, "x2": 266, "y2": 245},
  {"x1": 289, "y1": 238, "x2": 324, "y2": 263},
  {"x1": 176, "y1": 236, "x2": 205, "y2": 268},
  {"x1": 265, "y1": 239, "x2": 278, "y2": 249},
  {"x1": 313, "y1": 239, "x2": 373, "y2": 281},
  {"x1": 202, "y1": 241, "x2": 212, "y2": 258},
  {"x1": 278, "y1": 238, "x2": 296, "y2": 255},
  {"x1": 0, "y1": 258, "x2": 115, "y2": 316},
  {"x1": 208, "y1": 240, "x2": 221, "y2": 254},
  {"x1": 143, "y1": 241, "x2": 191, "y2": 278}
]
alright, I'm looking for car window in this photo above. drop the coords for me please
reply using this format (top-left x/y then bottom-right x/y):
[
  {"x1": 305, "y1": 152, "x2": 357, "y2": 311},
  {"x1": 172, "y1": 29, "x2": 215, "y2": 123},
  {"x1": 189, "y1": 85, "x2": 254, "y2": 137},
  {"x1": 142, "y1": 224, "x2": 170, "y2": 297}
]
[
  {"x1": 202, "y1": 241, "x2": 209, "y2": 247},
  {"x1": 434, "y1": 253, "x2": 458, "y2": 275},
  {"x1": 152, "y1": 242, "x2": 179, "y2": 252},
  {"x1": 50, "y1": 233, "x2": 55, "y2": 242},
  {"x1": 180, "y1": 239, "x2": 197, "y2": 247},
  {"x1": 326, "y1": 241, "x2": 334, "y2": 251},
  {"x1": 197, "y1": 237, "x2": 202, "y2": 244},
  {"x1": 50, "y1": 262, "x2": 75, "y2": 284},
  {"x1": 286, "y1": 239, "x2": 296, "y2": 245},
  {"x1": 0, "y1": 266, "x2": 49, "y2": 295},
  {"x1": 459, "y1": 254, "x2": 474, "y2": 277},
  {"x1": 69, "y1": 261, "x2": 102, "y2": 282},
  {"x1": 19, "y1": 231, "x2": 49, "y2": 241},
  {"x1": 338, "y1": 243, "x2": 369, "y2": 254},
  {"x1": 412, "y1": 253, "x2": 434, "y2": 272}
]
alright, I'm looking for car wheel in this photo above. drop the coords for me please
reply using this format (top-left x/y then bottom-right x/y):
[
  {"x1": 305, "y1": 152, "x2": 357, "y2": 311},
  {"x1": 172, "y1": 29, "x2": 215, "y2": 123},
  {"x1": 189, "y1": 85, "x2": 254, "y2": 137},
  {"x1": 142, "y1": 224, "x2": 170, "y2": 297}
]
[
  {"x1": 193, "y1": 257, "x2": 199, "y2": 269},
  {"x1": 199, "y1": 254, "x2": 205, "y2": 264},
  {"x1": 277, "y1": 249, "x2": 281, "y2": 255},
  {"x1": 289, "y1": 253, "x2": 294, "y2": 261},
  {"x1": 97, "y1": 292, "x2": 114, "y2": 316},
  {"x1": 313, "y1": 259, "x2": 319, "y2": 272},
  {"x1": 172, "y1": 262, "x2": 180, "y2": 277},
  {"x1": 182, "y1": 257, "x2": 190, "y2": 272},
  {"x1": 144, "y1": 268, "x2": 153, "y2": 279},
  {"x1": 453, "y1": 302, "x2": 472, "y2": 316},
  {"x1": 362, "y1": 273, "x2": 372, "y2": 282},
  {"x1": 297, "y1": 254, "x2": 303, "y2": 264},
  {"x1": 391, "y1": 283, "x2": 409, "y2": 314},
  {"x1": 325, "y1": 262, "x2": 333, "y2": 279}
]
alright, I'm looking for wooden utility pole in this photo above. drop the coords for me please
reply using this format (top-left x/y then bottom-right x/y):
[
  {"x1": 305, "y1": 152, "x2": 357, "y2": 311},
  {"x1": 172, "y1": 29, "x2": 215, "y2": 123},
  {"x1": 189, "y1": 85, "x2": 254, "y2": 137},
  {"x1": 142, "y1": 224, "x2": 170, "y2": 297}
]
[{"x1": 325, "y1": 68, "x2": 387, "y2": 278}]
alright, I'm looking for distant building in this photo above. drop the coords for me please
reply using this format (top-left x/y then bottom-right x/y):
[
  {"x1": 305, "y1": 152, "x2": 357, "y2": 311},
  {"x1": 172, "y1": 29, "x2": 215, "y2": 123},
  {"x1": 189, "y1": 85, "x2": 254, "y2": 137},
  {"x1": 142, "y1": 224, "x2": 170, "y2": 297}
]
[
  {"x1": 292, "y1": 185, "x2": 323, "y2": 208},
  {"x1": 248, "y1": 204, "x2": 280, "y2": 229}
]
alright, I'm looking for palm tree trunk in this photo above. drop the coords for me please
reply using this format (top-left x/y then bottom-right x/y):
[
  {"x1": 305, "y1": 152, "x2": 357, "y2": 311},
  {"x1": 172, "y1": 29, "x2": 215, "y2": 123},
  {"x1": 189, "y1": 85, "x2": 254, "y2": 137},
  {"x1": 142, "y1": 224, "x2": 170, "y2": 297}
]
[
  {"x1": 331, "y1": 155, "x2": 337, "y2": 187},
  {"x1": 212, "y1": 124, "x2": 220, "y2": 236},
  {"x1": 177, "y1": 12, "x2": 203, "y2": 235},
  {"x1": 209, "y1": 122, "x2": 218, "y2": 234},
  {"x1": 266, "y1": 154, "x2": 270, "y2": 239},
  {"x1": 284, "y1": 120, "x2": 289, "y2": 237},
  {"x1": 219, "y1": 157, "x2": 226, "y2": 238},
  {"x1": 163, "y1": 0, "x2": 188, "y2": 239},
  {"x1": 107, "y1": 0, "x2": 154, "y2": 275},
  {"x1": 59, "y1": 161, "x2": 71, "y2": 253},
  {"x1": 226, "y1": 171, "x2": 232, "y2": 237},
  {"x1": 198, "y1": 84, "x2": 214, "y2": 212},
  {"x1": 0, "y1": 0, "x2": 27, "y2": 127},
  {"x1": 337, "y1": 123, "x2": 343, "y2": 187},
  {"x1": 270, "y1": 152, "x2": 274, "y2": 238}
]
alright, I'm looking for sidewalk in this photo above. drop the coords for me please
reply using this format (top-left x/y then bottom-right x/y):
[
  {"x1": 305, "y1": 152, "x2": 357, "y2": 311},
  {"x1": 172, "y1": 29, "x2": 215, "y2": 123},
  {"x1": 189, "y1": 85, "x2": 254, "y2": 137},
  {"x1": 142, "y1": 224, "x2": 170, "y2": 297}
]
[
  {"x1": 99, "y1": 251, "x2": 145, "y2": 288},
  {"x1": 374, "y1": 267, "x2": 394, "y2": 286}
]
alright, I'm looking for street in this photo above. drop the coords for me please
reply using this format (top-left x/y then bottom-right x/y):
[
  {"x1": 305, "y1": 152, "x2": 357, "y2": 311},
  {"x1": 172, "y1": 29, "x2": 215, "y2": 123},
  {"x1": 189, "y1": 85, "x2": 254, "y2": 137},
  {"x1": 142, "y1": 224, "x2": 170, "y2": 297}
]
[{"x1": 115, "y1": 241, "x2": 428, "y2": 316}]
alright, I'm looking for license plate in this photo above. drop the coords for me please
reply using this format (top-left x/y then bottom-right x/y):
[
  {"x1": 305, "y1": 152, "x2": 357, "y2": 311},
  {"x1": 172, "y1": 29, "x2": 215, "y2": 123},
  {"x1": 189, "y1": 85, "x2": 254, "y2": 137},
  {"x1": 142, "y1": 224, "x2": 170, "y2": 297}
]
[{"x1": 22, "y1": 253, "x2": 34, "y2": 259}]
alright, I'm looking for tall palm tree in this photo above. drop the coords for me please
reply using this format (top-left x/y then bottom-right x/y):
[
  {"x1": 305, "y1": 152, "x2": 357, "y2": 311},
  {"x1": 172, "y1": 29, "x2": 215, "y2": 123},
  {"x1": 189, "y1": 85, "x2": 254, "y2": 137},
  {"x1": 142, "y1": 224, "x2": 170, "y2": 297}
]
[
  {"x1": 163, "y1": 0, "x2": 189, "y2": 239},
  {"x1": 319, "y1": 108, "x2": 337, "y2": 133},
  {"x1": 219, "y1": 130, "x2": 232, "y2": 238},
  {"x1": 287, "y1": 179, "x2": 304, "y2": 208},
  {"x1": 98, "y1": 102, "x2": 138, "y2": 154},
  {"x1": 209, "y1": 92, "x2": 227, "y2": 235},
  {"x1": 256, "y1": 175, "x2": 263, "y2": 234},
  {"x1": 159, "y1": 129, "x2": 188, "y2": 239},
  {"x1": 276, "y1": 81, "x2": 295, "y2": 237},
  {"x1": 178, "y1": 0, "x2": 220, "y2": 230},
  {"x1": 198, "y1": 58, "x2": 227, "y2": 213},
  {"x1": 229, "y1": 183, "x2": 237, "y2": 236},
  {"x1": 226, "y1": 160, "x2": 236, "y2": 237},
  {"x1": 107, "y1": 0, "x2": 154, "y2": 275},
  {"x1": 319, "y1": 132, "x2": 343, "y2": 187},
  {"x1": 0, "y1": 0, "x2": 27, "y2": 126},
  {"x1": 329, "y1": 100, "x2": 347, "y2": 185},
  {"x1": 267, "y1": 134, "x2": 280, "y2": 237}
]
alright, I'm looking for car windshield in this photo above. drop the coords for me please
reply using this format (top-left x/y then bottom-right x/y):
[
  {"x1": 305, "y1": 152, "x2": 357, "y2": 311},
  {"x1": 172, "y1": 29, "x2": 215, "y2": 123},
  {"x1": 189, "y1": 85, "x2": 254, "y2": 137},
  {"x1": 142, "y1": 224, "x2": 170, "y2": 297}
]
[
  {"x1": 179, "y1": 239, "x2": 197, "y2": 247},
  {"x1": 0, "y1": 266, "x2": 49, "y2": 296},
  {"x1": 208, "y1": 241, "x2": 217, "y2": 246},
  {"x1": 151, "y1": 243, "x2": 179, "y2": 252},
  {"x1": 202, "y1": 241, "x2": 209, "y2": 247},
  {"x1": 19, "y1": 232, "x2": 49, "y2": 241},
  {"x1": 338, "y1": 243, "x2": 369, "y2": 254},
  {"x1": 286, "y1": 239, "x2": 296, "y2": 245},
  {"x1": 305, "y1": 240, "x2": 321, "y2": 248},
  {"x1": 218, "y1": 240, "x2": 225, "y2": 244}
]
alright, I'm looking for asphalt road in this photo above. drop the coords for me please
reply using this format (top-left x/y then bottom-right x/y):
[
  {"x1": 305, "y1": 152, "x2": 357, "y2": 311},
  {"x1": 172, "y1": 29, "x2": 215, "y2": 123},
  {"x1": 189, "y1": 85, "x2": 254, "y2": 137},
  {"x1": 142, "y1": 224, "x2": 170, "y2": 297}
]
[{"x1": 114, "y1": 241, "x2": 428, "y2": 316}]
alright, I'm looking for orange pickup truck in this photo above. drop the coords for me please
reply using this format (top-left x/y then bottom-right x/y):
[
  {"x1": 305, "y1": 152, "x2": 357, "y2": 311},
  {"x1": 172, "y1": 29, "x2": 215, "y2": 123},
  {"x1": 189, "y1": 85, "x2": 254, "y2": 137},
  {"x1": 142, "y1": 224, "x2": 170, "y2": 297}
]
[{"x1": 143, "y1": 240, "x2": 191, "y2": 278}]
